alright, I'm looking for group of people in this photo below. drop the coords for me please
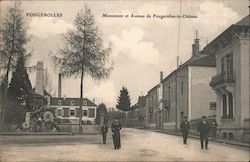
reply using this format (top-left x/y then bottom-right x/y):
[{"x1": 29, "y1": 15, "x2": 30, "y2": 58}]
[
  {"x1": 101, "y1": 117, "x2": 122, "y2": 150},
  {"x1": 101, "y1": 116, "x2": 218, "y2": 150},
  {"x1": 180, "y1": 116, "x2": 218, "y2": 149}
]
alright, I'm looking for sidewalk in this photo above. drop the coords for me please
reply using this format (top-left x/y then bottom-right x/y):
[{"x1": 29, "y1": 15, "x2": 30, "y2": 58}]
[
  {"x1": 0, "y1": 134, "x2": 102, "y2": 145},
  {"x1": 151, "y1": 129, "x2": 250, "y2": 148}
]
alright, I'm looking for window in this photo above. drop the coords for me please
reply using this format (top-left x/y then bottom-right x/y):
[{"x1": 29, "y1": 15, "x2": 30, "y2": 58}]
[
  {"x1": 180, "y1": 81, "x2": 184, "y2": 96},
  {"x1": 222, "y1": 94, "x2": 227, "y2": 118},
  {"x1": 83, "y1": 110, "x2": 88, "y2": 116},
  {"x1": 88, "y1": 108, "x2": 95, "y2": 118},
  {"x1": 63, "y1": 108, "x2": 69, "y2": 117},
  {"x1": 70, "y1": 110, "x2": 75, "y2": 116},
  {"x1": 228, "y1": 93, "x2": 233, "y2": 118},
  {"x1": 222, "y1": 93, "x2": 233, "y2": 119},
  {"x1": 210, "y1": 102, "x2": 216, "y2": 110},
  {"x1": 57, "y1": 109, "x2": 62, "y2": 116},
  {"x1": 227, "y1": 53, "x2": 233, "y2": 79},
  {"x1": 221, "y1": 57, "x2": 225, "y2": 73},
  {"x1": 83, "y1": 100, "x2": 87, "y2": 105},
  {"x1": 58, "y1": 100, "x2": 62, "y2": 105},
  {"x1": 70, "y1": 100, "x2": 74, "y2": 105}
]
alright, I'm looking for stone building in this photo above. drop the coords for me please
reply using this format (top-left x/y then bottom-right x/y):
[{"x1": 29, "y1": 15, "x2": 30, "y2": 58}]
[
  {"x1": 161, "y1": 36, "x2": 217, "y2": 132},
  {"x1": 209, "y1": 15, "x2": 250, "y2": 142},
  {"x1": 144, "y1": 35, "x2": 217, "y2": 132},
  {"x1": 145, "y1": 85, "x2": 159, "y2": 129},
  {"x1": 48, "y1": 97, "x2": 97, "y2": 124}
]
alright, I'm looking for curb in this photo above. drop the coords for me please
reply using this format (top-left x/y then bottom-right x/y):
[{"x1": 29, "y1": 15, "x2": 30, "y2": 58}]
[{"x1": 144, "y1": 128, "x2": 250, "y2": 148}]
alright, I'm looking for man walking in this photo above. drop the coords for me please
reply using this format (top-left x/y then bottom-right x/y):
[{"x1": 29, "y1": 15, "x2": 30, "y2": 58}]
[
  {"x1": 101, "y1": 125, "x2": 108, "y2": 144},
  {"x1": 210, "y1": 117, "x2": 218, "y2": 140},
  {"x1": 197, "y1": 116, "x2": 211, "y2": 149},
  {"x1": 180, "y1": 116, "x2": 190, "y2": 144},
  {"x1": 111, "y1": 117, "x2": 122, "y2": 149}
]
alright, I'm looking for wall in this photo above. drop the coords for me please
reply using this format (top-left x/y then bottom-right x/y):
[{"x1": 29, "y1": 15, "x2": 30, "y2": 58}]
[
  {"x1": 189, "y1": 66, "x2": 216, "y2": 120},
  {"x1": 239, "y1": 38, "x2": 250, "y2": 126},
  {"x1": 176, "y1": 67, "x2": 188, "y2": 130}
]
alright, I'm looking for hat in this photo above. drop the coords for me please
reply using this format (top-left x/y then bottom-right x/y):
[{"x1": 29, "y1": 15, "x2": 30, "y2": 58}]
[
  {"x1": 184, "y1": 116, "x2": 188, "y2": 119},
  {"x1": 202, "y1": 116, "x2": 207, "y2": 119}
]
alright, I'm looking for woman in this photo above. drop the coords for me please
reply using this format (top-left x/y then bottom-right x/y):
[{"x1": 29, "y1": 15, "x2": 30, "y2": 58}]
[{"x1": 111, "y1": 117, "x2": 122, "y2": 149}]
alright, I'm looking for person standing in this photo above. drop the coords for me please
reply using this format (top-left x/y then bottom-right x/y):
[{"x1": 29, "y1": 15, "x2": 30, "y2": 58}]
[
  {"x1": 111, "y1": 117, "x2": 122, "y2": 149},
  {"x1": 101, "y1": 125, "x2": 108, "y2": 144},
  {"x1": 180, "y1": 116, "x2": 190, "y2": 144},
  {"x1": 210, "y1": 117, "x2": 218, "y2": 140},
  {"x1": 197, "y1": 116, "x2": 211, "y2": 149}
]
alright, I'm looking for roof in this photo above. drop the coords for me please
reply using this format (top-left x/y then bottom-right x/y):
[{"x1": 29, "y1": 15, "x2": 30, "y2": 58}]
[
  {"x1": 50, "y1": 97, "x2": 97, "y2": 107},
  {"x1": 137, "y1": 96, "x2": 146, "y2": 107},
  {"x1": 235, "y1": 14, "x2": 249, "y2": 26},
  {"x1": 203, "y1": 14, "x2": 249, "y2": 52},
  {"x1": 188, "y1": 54, "x2": 216, "y2": 67}
]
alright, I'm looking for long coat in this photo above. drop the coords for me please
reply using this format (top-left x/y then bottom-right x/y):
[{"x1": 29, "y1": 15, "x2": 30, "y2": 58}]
[
  {"x1": 111, "y1": 121, "x2": 122, "y2": 148},
  {"x1": 197, "y1": 121, "x2": 210, "y2": 137},
  {"x1": 180, "y1": 120, "x2": 190, "y2": 133},
  {"x1": 101, "y1": 126, "x2": 108, "y2": 135}
]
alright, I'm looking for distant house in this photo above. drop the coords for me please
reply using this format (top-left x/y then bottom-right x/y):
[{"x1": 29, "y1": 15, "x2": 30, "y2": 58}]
[
  {"x1": 209, "y1": 15, "x2": 250, "y2": 142},
  {"x1": 128, "y1": 96, "x2": 146, "y2": 127},
  {"x1": 48, "y1": 97, "x2": 97, "y2": 124}
]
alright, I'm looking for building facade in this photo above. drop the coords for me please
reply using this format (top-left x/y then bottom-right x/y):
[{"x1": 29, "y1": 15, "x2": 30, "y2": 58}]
[
  {"x1": 145, "y1": 85, "x2": 158, "y2": 129},
  {"x1": 210, "y1": 15, "x2": 250, "y2": 142},
  {"x1": 48, "y1": 97, "x2": 97, "y2": 124},
  {"x1": 145, "y1": 36, "x2": 217, "y2": 132}
]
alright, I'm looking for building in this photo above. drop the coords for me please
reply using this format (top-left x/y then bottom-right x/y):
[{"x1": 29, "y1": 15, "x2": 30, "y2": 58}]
[
  {"x1": 145, "y1": 85, "x2": 159, "y2": 129},
  {"x1": 209, "y1": 15, "x2": 250, "y2": 142},
  {"x1": 145, "y1": 34, "x2": 217, "y2": 132},
  {"x1": 48, "y1": 97, "x2": 97, "y2": 124},
  {"x1": 33, "y1": 61, "x2": 98, "y2": 125},
  {"x1": 162, "y1": 70, "x2": 177, "y2": 131},
  {"x1": 128, "y1": 96, "x2": 146, "y2": 127}
]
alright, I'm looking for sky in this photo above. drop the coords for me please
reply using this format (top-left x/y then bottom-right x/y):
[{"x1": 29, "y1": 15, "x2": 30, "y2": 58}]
[{"x1": 0, "y1": 0, "x2": 249, "y2": 108}]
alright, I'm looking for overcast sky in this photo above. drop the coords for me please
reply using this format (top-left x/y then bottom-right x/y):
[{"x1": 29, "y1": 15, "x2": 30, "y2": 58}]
[{"x1": 0, "y1": 0, "x2": 249, "y2": 108}]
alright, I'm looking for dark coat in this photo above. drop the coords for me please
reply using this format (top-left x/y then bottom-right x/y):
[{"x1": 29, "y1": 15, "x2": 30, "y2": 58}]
[
  {"x1": 101, "y1": 126, "x2": 108, "y2": 135},
  {"x1": 180, "y1": 120, "x2": 190, "y2": 133},
  {"x1": 197, "y1": 121, "x2": 210, "y2": 136},
  {"x1": 210, "y1": 119, "x2": 218, "y2": 128},
  {"x1": 111, "y1": 121, "x2": 122, "y2": 148}
]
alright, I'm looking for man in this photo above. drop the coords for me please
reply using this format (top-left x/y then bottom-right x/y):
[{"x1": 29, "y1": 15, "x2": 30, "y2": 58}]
[
  {"x1": 180, "y1": 116, "x2": 190, "y2": 144},
  {"x1": 101, "y1": 125, "x2": 108, "y2": 144},
  {"x1": 197, "y1": 116, "x2": 211, "y2": 149},
  {"x1": 210, "y1": 117, "x2": 218, "y2": 140},
  {"x1": 111, "y1": 117, "x2": 122, "y2": 149}
]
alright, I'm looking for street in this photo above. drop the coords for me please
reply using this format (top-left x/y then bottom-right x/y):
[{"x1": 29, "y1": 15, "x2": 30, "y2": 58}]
[{"x1": 0, "y1": 128, "x2": 249, "y2": 161}]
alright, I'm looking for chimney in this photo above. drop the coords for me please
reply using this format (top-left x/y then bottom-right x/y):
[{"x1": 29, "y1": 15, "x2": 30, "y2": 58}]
[
  {"x1": 192, "y1": 30, "x2": 200, "y2": 56},
  {"x1": 58, "y1": 73, "x2": 62, "y2": 97},
  {"x1": 35, "y1": 61, "x2": 44, "y2": 95},
  {"x1": 160, "y1": 71, "x2": 163, "y2": 81}
]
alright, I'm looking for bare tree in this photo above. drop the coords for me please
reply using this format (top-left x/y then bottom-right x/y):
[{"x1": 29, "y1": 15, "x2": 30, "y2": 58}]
[
  {"x1": 54, "y1": 6, "x2": 113, "y2": 134},
  {"x1": 0, "y1": 2, "x2": 29, "y2": 122}
]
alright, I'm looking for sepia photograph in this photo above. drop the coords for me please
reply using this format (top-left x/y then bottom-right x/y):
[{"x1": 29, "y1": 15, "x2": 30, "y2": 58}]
[{"x1": 0, "y1": 0, "x2": 249, "y2": 161}]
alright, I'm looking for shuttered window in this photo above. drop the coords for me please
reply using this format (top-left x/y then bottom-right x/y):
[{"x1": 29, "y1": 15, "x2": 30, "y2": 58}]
[
  {"x1": 63, "y1": 108, "x2": 69, "y2": 117},
  {"x1": 88, "y1": 108, "x2": 95, "y2": 118}
]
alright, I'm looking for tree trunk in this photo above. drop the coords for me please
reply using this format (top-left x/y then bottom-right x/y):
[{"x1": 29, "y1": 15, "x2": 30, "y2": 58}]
[{"x1": 79, "y1": 63, "x2": 84, "y2": 134}]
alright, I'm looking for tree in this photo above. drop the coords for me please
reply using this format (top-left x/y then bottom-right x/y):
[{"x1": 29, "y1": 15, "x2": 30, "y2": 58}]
[
  {"x1": 54, "y1": 6, "x2": 113, "y2": 134},
  {"x1": 0, "y1": 2, "x2": 29, "y2": 122},
  {"x1": 95, "y1": 103, "x2": 108, "y2": 125},
  {"x1": 6, "y1": 55, "x2": 33, "y2": 124},
  {"x1": 116, "y1": 87, "x2": 131, "y2": 111}
]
